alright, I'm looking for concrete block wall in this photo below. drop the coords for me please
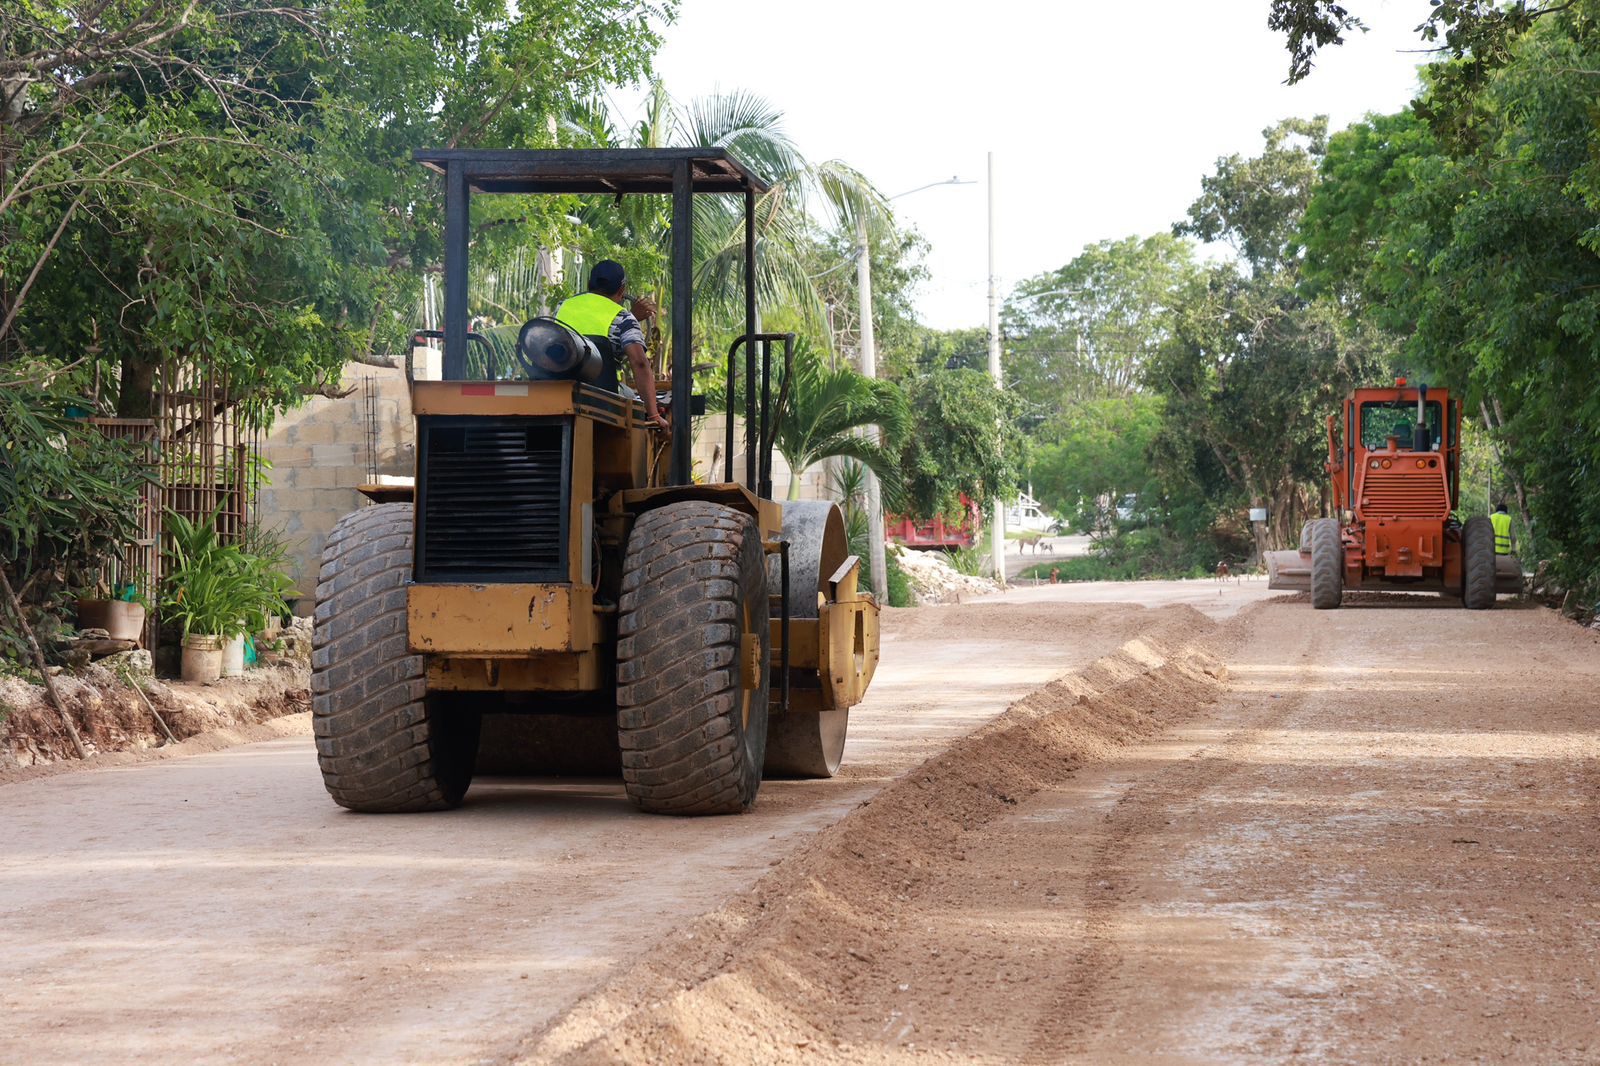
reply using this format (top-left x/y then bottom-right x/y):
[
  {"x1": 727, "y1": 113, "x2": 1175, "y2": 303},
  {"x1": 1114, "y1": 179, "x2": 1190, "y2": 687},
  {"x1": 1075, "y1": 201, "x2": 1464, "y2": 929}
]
[
  {"x1": 691, "y1": 413, "x2": 830, "y2": 501},
  {"x1": 256, "y1": 365, "x2": 414, "y2": 608}
]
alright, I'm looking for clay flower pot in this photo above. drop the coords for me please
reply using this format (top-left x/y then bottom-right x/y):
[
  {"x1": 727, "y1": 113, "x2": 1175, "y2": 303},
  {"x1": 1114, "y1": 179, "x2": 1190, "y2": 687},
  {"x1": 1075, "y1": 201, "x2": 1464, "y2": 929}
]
[{"x1": 77, "y1": 599, "x2": 147, "y2": 643}]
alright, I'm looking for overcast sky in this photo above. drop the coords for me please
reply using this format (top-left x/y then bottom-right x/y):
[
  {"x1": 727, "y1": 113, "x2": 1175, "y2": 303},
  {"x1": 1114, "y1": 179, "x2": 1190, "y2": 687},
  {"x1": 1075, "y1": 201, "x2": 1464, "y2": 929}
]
[{"x1": 632, "y1": 0, "x2": 1435, "y2": 329}]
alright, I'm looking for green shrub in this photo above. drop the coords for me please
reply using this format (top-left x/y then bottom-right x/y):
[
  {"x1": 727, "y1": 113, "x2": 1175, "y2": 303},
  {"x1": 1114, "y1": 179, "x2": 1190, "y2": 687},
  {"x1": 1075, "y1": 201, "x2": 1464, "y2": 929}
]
[
  {"x1": 944, "y1": 545, "x2": 989, "y2": 577},
  {"x1": 885, "y1": 551, "x2": 913, "y2": 608}
]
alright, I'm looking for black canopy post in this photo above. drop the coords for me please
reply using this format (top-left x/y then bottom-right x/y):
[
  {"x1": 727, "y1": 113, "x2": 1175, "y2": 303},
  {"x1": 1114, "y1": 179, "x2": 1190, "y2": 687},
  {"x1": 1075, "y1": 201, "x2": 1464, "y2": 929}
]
[
  {"x1": 443, "y1": 162, "x2": 470, "y2": 379},
  {"x1": 670, "y1": 160, "x2": 694, "y2": 486},
  {"x1": 744, "y1": 185, "x2": 757, "y2": 491}
]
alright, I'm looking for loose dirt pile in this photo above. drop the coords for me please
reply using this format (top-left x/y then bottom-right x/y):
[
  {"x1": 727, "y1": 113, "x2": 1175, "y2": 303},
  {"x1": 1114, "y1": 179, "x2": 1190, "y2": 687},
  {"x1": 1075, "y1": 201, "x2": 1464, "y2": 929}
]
[
  {"x1": 891, "y1": 545, "x2": 1001, "y2": 605},
  {"x1": 0, "y1": 661, "x2": 310, "y2": 779},
  {"x1": 515, "y1": 606, "x2": 1229, "y2": 1064}
]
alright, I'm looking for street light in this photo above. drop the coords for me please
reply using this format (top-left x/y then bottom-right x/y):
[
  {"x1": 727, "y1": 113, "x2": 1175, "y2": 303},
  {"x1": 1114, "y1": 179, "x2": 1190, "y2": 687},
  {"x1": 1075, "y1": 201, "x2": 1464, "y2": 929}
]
[
  {"x1": 987, "y1": 152, "x2": 1006, "y2": 584},
  {"x1": 855, "y1": 175, "x2": 974, "y2": 604}
]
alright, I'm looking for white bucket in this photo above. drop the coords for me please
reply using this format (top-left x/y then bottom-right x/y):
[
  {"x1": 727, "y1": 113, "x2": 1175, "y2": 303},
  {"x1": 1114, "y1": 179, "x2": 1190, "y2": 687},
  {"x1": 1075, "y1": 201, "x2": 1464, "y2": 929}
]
[{"x1": 221, "y1": 634, "x2": 247, "y2": 677}]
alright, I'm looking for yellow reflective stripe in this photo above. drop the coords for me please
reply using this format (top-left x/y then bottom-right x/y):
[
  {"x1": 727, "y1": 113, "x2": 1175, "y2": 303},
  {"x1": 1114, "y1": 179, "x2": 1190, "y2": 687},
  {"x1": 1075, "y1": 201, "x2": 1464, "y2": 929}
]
[
  {"x1": 1490, "y1": 512, "x2": 1513, "y2": 554},
  {"x1": 555, "y1": 293, "x2": 621, "y2": 338}
]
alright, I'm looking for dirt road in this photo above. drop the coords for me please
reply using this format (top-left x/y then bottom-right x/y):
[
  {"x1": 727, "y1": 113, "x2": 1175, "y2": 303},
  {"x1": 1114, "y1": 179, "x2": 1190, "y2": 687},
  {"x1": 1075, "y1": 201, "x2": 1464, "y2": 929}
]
[
  {"x1": 6, "y1": 585, "x2": 1596, "y2": 1063},
  {"x1": 0, "y1": 600, "x2": 1173, "y2": 1065},
  {"x1": 519, "y1": 593, "x2": 1600, "y2": 1064}
]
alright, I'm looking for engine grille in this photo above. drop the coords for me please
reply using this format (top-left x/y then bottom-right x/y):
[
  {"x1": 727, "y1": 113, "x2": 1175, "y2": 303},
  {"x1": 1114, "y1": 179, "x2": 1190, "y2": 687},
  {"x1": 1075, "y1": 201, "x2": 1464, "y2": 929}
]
[
  {"x1": 416, "y1": 416, "x2": 570, "y2": 582},
  {"x1": 1358, "y1": 467, "x2": 1449, "y2": 521}
]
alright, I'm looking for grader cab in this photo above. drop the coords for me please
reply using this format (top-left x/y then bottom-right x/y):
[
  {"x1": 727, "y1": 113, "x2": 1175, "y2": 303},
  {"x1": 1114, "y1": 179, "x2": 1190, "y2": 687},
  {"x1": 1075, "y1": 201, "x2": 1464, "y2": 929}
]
[
  {"x1": 311, "y1": 149, "x2": 879, "y2": 815},
  {"x1": 1266, "y1": 381, "x2": 1521, "y2": 609}
]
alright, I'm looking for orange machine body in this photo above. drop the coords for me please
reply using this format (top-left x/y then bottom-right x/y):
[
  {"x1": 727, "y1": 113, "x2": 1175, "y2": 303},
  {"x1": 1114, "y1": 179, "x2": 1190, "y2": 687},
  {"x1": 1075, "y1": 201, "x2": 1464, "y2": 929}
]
[{"x1": 1327, "y1": 385, "x2": 1462, "y2": 589}]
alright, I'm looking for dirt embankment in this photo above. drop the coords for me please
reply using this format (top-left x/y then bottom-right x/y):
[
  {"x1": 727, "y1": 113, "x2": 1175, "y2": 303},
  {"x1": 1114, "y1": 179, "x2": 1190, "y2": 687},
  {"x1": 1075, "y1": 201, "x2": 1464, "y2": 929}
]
[
  {"x1": 0, "y1": 662, "x2": 310, "y2": 782},
  {"x1": 515, "y1": 606, "x2": 1231, "y2": 1064}
]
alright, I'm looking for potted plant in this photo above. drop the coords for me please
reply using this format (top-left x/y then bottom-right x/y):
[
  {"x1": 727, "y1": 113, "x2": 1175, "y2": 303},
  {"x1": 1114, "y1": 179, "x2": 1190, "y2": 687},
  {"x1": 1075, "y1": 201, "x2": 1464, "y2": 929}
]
[
  {"x1": 162, "y1": 512, "x2": 290, "y2": 683},
  {"x1": 76, "y1": 578, "x2": 148, "y2": 643}
]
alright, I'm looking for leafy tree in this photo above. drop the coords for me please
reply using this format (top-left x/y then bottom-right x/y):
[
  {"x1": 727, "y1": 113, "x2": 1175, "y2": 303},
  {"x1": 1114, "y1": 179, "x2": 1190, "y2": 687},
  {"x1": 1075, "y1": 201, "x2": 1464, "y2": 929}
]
[
  {"x1": 1004, "y1": 234, "x2": 1197, "y2": 420},
  {"x1": 898, "y1": 368, "x2": 1028, "y2": 518},
  {"x1": 1267, "y1": 0, "x2": 1573, "y2": 84},
  {"x1": 0, "y1": 0, "x2": 674, "y2": 417},
  {"x1": 1182, "y1": 116, "x2": 1328, "y2": 275},
  {"x1": 1295, "y1": 16, "x2": 1600, "y2": 595},
  {"x1": 1031, "y1": 395, "x2": 1165, "y2": 531},
  {"x1": 1153, "y1": 118, "x2": 1390, "y2": 559}
]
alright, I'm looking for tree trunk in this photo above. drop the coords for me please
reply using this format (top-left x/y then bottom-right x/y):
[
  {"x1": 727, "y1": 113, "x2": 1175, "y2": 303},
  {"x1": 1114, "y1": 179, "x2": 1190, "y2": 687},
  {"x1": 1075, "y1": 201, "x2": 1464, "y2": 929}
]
[
  {"x1": 1479, "y1": 398, "x2": 1532, "y2": 530},
  {"x1": 116, "y1": 353, "x2": 158, "y2": 418}
]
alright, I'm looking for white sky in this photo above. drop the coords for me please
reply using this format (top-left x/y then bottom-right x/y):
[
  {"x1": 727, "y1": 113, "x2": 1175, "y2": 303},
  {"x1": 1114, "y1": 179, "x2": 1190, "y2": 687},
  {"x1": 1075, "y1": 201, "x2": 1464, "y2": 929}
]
[{"x1": 637, "y1": 0, "x2": 1435, "y2": 329}]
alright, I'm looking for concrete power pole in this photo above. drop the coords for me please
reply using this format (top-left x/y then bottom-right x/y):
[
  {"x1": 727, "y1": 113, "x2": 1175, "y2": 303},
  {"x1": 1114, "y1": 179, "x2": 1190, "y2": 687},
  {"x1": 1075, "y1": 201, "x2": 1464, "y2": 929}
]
[
  {"x1": 987, "y1": 151, "x2": 1007, "y2": 585},
  {"x1": 856, "y1": 212, "x2": 890, "y2": 605}
]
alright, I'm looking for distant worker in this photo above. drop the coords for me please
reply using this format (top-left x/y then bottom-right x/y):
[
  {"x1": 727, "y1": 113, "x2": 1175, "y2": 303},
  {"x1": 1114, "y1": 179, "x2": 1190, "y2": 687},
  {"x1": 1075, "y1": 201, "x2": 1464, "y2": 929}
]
[
  {"x1": 1490, "y1": 502, "x2": 1515, "y2": 556},
  {"x1": 555, "y1": 260, "x2": 668, "y2": 430}
]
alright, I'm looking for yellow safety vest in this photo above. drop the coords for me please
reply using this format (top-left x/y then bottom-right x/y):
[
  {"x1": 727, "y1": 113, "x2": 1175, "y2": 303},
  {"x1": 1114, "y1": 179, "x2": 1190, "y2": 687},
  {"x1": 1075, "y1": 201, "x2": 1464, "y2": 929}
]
[
  {"x1": 555, "y1": 292, "x2": 623, "y2": 390},
  {"x1": 555, "y1": 292, "x2": 622, "y2": 339},
  {"x1": 1490, "y1": 511, "x2": 1513, "y2": 555}
]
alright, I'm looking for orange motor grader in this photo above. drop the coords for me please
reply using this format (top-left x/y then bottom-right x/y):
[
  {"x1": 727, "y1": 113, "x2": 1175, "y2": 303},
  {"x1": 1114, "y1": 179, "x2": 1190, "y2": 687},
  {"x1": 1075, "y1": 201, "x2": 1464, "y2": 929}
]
[{"x1": 1267, "y1": 380, "x2": 1521, "y2": 609}]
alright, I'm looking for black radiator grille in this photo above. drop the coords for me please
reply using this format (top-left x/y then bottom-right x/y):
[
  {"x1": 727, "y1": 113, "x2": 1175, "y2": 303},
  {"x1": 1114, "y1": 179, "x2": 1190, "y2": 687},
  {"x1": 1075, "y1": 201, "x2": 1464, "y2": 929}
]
[{"x1": 417, "y1": 417, "x2": 570, "y2": 582}]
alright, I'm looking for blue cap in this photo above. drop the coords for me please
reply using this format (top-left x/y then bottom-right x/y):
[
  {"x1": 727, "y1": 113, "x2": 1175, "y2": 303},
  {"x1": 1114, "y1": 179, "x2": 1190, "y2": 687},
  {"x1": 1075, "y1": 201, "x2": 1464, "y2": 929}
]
[{"x1": 588, "y1": 259, "x2": 626, "y2": 294}]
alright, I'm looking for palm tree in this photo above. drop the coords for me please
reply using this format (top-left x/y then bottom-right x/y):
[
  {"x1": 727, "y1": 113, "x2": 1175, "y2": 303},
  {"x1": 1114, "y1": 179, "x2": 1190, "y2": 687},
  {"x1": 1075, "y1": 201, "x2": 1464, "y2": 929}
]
[
  {"x1": 772, "y1": 344, "x2": 908, "y2": 501},
  {"x1": 560, "y1": 86, "x2": 894, "y2": 342}
]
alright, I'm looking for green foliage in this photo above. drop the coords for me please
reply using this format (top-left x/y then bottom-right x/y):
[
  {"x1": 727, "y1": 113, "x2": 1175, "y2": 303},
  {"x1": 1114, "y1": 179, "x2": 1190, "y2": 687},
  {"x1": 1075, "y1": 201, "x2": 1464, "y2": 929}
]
[
  {"x1": 0, "y1": 370, "x2": 153, "y2": 609},
  {"x1": 1293, "y1": 13, "x2": 1600, "y2": 596},
  {"x1": 1, "y1": 0, "x2": 674, "y2": 414},
  {"x1": 1031, "y1": 396, "x2": 1166, "y2": 531},
  {"x1": 161, "y1": 512, "x2": 291, "y2": 639},
  {"x1": 898, "y1": 369, "x2": 1028, "y2": 518},
  {"x1": 884, "y1": 551, "x2": 912, "y2": 609},
  {"x1": 1004, "y1": 235, "x2": 1198, "y2": 419},
  {"x1": 770, "y1": 344, "x2": 908, "y2": 501},
  {"x1": 828, "y1": 460, "x2": 873, "y2": 566},
  {"x1": 944, "y1": 546, "x2": 989, "y2": 578},
  {"x1": 1268, "y1": 0, "x2": 1568, "y2": 86},
  {"x1": 1018, "y1": 529, "x2": 1222, "y2": 583}
]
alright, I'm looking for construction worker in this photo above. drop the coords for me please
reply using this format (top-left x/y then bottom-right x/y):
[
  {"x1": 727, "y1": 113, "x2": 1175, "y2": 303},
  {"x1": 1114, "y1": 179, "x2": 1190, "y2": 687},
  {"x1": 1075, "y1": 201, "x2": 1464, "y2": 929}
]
[
  {"x1": 555, "y1": 260, "x2": 668, "y2": 430},
  {"x1": 1490, "y1": 502, "x2": 1514, "y2": 556}
]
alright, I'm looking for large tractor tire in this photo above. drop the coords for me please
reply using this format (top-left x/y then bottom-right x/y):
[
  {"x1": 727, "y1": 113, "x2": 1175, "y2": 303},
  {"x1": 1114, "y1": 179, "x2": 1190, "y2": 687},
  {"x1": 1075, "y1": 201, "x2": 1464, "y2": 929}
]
[
  {"x1": 312, "y1": 504, "x2": 481, "y2": 812},
  {"x1": 764, "y1": 501, "x2": 850, "y2": 779},
  {"x1": 1309, "y1": 517, "x2": 1344, "y2": 610},
  {"x1": 616, "y1": 501, "x2": 770, "y2": 815},
  {"x1": 1462, "y1": 515, "x2": 1497, "y2": 610}
]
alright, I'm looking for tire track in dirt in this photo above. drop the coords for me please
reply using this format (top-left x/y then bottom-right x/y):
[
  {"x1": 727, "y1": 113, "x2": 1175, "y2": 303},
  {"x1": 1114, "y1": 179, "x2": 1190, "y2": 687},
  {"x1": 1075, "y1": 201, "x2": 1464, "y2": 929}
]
[
  {"x1": 509, "y1": 605, "x2": 1235, "y2": 1064},
  {"x1": 1021, "y1": 613, "x2": 1316, "y2": 1060}
]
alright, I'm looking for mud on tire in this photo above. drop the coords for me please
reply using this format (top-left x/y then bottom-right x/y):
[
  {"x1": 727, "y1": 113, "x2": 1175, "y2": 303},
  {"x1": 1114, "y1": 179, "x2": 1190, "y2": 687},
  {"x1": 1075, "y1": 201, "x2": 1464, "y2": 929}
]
[
  {"x1": 312, "y1": 503, "x2": 480, "y2": 812},
  {"x1": 1461, "y1": 515, "x2": 1497, "y2": 610},
  {"x1": 616, "y1": 501, "x2": 770, "y2": 816},
  {"x1": 1309, "y1": 517, "x2": 1344, "y2": 610}
]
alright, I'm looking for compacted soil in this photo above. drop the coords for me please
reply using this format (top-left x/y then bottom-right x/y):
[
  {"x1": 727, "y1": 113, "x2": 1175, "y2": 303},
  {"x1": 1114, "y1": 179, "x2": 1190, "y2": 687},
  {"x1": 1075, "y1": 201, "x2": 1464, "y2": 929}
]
[
  {"x1": 7, "y1": 583, "x2": 1594, "y2": 1064},
  {"x1": 518, "y1": 593, "x2": 1600, "y2": 1065},
  {"x1": 0, "y1": 598, "x2": 1184, "y2": 1064}
]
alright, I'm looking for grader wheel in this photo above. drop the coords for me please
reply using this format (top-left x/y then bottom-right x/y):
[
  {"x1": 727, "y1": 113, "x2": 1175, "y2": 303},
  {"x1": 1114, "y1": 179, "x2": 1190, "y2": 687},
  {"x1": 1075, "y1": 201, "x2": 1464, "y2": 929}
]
[
  {"x1": 311, "y1": 503, "x2": 480, "y2": 812},
  {"x1": 1462, "y1": 515, "x2": 1497, "y2": 610},
  {"x1": 1309, "y1": 518, "x2": 1344, "y2": 611},
  {"x1": 616, "y1": 501, "x2": 770, "y2": 815},
  {"x1": 764, "y1": 500, "x2": 851, "y2": 779}
]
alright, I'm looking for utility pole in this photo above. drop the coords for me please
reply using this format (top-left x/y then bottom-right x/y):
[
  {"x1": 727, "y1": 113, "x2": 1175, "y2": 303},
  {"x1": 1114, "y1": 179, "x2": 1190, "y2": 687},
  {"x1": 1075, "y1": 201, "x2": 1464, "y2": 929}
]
[
  {"x1": 856, "y1": 212, "x2": 889, "y2": 604},
  {"x1": 987, "y1": 151, "x2": 1007, "y2": 585}
]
